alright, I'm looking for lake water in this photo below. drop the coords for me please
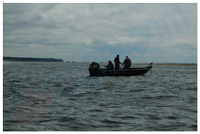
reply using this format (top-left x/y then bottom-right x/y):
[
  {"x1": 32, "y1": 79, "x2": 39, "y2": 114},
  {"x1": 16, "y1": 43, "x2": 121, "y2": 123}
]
[{"x1": 3, "y1": 61, "x2": 197, "y2": 131}]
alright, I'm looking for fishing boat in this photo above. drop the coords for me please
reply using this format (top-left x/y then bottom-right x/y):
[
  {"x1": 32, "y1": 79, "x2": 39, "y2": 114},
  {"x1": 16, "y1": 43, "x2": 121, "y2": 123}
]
[{"x1": 88, "y1": 62, "x2": 153, "y2": 76}]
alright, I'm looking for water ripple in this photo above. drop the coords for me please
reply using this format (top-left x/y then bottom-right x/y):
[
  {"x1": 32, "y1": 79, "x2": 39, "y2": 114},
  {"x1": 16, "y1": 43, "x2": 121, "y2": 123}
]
[{"x1": 3, "y1": 62, "x2": 197, "y2": 131}]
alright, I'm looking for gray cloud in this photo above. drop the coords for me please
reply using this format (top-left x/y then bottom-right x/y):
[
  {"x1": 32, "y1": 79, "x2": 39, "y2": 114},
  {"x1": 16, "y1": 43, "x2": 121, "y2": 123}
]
[{"x1": 3, "y1": 3, "x2": 197, "y2": 63}]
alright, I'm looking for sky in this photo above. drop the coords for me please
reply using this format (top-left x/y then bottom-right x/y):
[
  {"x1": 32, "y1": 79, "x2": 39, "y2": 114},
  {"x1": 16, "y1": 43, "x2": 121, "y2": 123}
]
[{"x1": 3, "y1": 3, "x2": 197, "y2": 63}]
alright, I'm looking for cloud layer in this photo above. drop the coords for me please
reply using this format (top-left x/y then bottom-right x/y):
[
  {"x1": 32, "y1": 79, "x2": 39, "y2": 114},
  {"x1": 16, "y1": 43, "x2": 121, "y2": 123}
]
[{"x1": 3, "y1": 3, "x2": 197, "y2": 63}]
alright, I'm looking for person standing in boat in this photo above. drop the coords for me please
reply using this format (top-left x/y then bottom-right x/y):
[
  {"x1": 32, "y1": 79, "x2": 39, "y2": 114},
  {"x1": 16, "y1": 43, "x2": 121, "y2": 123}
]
[
  {"x1": 105, "y1": 60, "x2": 114, "y2": 71},
  {"x1": 122, "y1": 56, "x2": 132, "y2": 70},
  {"x1": 114, "y1": 54, "x2": 121, "y2": 70}
]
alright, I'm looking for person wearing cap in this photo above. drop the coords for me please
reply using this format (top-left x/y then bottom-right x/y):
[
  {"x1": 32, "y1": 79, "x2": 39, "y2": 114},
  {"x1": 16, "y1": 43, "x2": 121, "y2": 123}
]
[
  {"x1": 105, "y1": 60, "x2": 114, "y2": 71},
  {"x1": 114, "y1": 54, "x2": 121, "y2": 70},
  {"x1": 122, "y1": 56, "x2": 132, "y2": 70}
]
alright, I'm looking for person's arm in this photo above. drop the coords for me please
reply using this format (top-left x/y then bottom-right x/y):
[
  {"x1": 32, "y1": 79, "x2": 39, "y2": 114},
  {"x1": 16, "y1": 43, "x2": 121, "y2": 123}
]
[{"x1": 122, "y1": 59, "x2": 126, "y2": 65}]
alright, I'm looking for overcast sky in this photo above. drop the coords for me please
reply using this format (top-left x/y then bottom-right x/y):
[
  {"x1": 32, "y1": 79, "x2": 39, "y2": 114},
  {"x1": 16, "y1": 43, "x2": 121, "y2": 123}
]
[{"x1": 3, "y1": 3, "x2": 197, "y2": 63}]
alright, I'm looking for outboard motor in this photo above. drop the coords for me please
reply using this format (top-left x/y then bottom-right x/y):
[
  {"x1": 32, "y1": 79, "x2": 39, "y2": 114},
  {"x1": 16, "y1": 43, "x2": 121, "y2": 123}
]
[{"x1": 88, "y1": 62, "x2": 105, "y2": 76}]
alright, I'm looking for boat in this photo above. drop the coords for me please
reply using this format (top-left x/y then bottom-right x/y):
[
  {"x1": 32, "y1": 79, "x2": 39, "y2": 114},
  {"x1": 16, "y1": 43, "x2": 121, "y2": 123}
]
[{"x1": 88, "y1": 62, "x2": 153, "y2": 76}]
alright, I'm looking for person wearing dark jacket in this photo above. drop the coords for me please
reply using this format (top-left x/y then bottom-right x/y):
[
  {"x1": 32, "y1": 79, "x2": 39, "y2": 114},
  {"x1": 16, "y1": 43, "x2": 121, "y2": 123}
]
[
  {"x1": 105, "y1": 60, "x2": 114, "y2": 71},
  {"x1": 122, "y1": 56, "x2": 132, "y2": 70},
  {"x1": 114, "y1": 55, "x2": 121, "y2": 70}
]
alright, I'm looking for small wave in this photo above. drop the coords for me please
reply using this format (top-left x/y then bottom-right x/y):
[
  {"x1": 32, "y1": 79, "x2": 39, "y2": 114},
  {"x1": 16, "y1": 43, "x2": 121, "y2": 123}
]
[
  {"x1": 101, "y1": 119, "x2": 127, "y2": 124},
  {"x1": 188, "y1": 125, "x2": 197, "y2": 130},
  {"x1": 186, "y1": 88, "x2": 197, "y2": 91},
  {"x1": 130, "y1": 89, "x2": 145, "y2": 92},
  {"x1": 9, "y1": 80, "x2": 22, "y2": 82},
  {"x1": 39, "y1": 119, "x2": 53, "y2": 123},
  {"x1": 89, "y1": 109, "x2": 103, "y2": 112},
  {"x1": 60, "y1": 116, "x2": 76, "y2": 122},
  {"x1": 141, "y1": 95, "x2": 177, "y2": 99},
  {"x1": 69, "y1": 125, "x2": 83, "y2": 130},
  {"x1": 166, "y1": 116, "x2": 179, "y2": 119},
  {"x1": 177, "y1": 107, "x2": 197, "y2": 113},
  {"x1": 117, "y1": 115, "x2": 138, "y2": 119}
]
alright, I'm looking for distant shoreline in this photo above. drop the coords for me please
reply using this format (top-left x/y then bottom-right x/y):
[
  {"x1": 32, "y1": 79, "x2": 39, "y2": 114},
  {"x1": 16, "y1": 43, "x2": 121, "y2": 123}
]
[
  {"x1": 136, "y1": 63, "x2": 197, "y2": 66},
  {"x1": 3, "y1": 57, "x2": 64, "y2": 62}
]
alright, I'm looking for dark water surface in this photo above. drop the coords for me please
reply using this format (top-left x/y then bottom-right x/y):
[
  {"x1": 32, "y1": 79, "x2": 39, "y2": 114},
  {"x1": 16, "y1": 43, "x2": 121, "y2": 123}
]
[{"x1": 3, "y1": 62, "x2": 197, "y2": 131}]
